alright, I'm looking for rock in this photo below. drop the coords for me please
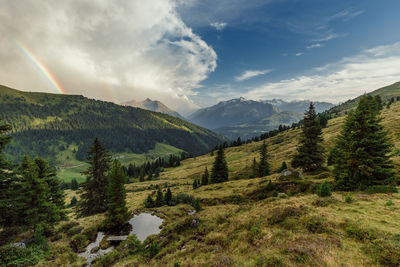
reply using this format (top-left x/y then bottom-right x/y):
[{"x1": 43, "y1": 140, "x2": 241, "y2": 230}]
[
  {"x1": 277, "y1": 168, "x2": 302, "y2": 180},
  {"x1": 191, "y1": 219, "x2": 200, "y2": 227},
  {"x1": 11, "y1": 242, "x2": 25, "y2": 248}
]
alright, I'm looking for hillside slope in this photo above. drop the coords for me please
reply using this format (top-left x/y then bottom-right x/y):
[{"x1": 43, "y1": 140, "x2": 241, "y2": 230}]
[
  {"x1": 36, "y1": 98, "x2": 400, "y2": 267},
  {"x1": 0, "y1": 85, "x2": 223, "y2": 163}
]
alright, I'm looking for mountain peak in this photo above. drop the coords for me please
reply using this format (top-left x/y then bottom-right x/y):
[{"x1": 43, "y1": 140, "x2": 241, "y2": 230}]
[{"x1": 122, "y1": 98, "x2": 184, "y2": 119}]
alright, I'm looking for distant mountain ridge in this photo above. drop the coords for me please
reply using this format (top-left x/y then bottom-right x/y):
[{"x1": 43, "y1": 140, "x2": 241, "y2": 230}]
[
  {"x1": 189, "y1": 97, "x2": 278, "y2": 130},
  {"x1": 188, "y1": 97, "x2": 334, "y2": 139},
  {"x1": 122, "y1": 98, "x2": 184, "y2": 119}
]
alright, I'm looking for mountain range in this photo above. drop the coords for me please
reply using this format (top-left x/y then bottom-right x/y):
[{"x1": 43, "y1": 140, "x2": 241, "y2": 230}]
[
  {"x1": 188, "y1": 97, "x2": 334, "y2": 139},
  {"x1": 122, "y1": 98, "x2": 184, "y2": 119}
]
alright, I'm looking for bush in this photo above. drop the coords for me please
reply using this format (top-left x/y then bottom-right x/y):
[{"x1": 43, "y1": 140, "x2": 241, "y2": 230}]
[
  {"x1": 93, "y1": 250, "x2": 120, "y2": 267},
  {"x1": 192, "y1": 198, "x2": 202, "y2": 212},
  {"x1": 67, "y1": 225, "x2": 83, "y2": 236},
  {"x1": 316, "y1": 181, "x2": 332, "y2": 197},
  {"x1": 345, "y1": 223, "x2": 377, "y2": 242},
  {"x1": 303, "y1": 216, "x2": 328, "y2": 233},
  {"x1": 345, "y1": 193, "x2": 353, "y2": 203},
  {"x1": 248, "y1": 226, "x2": 262, "y2": 244},
  {"x1": 82, "y1": 226, "x2": 98, "y2": 242},
  {"x1": 385, "y1": 199, "x2": 394, "y2": 206},
  {"x1": 147, "y1": 241, "x2": 160, "y2": 258},
  {"x1": 70, "y1": 234, "x2": 88, "y2": 252},
  {"x1": 366, "y1": 237, "x2": 400, "y2": 266},
  {"x1": 0, "y1": 245, "x2": 45, "y2": 267},
  {"x1": 365, "y1": 185, "x2": 398, "y2": 194},
  {"x1": 122, "y1": 234, "x2": 143, "y2": 255}
]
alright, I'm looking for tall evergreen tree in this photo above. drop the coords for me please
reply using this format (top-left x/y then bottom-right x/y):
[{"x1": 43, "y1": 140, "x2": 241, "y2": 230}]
[
  {"x1": 258, "y1": 141, "x2": 270, "y2": 177},
  {"x1": 0, "y1": 119, "x2": 23, "y2": 227},
  {"x1": 20, "y1": 157, "x2": 59, "y2": 231},
  {"x1": 210, "y1": 145, "x2": 229, "y2": 183},
  {"x1": 251, "y1": 157, "x2": 258, "y2": 178},
  {"x1": 292, "y1": 102, "x2": 325, "y2": 171},
  {"x1": 70, "y1": 178, "x2": 79, "y2": 190},
  {"x1": 278, "y1": 161, "x2": 288, "y2": 173},
  {"x1": 103, "y1": 160, "x2": 130, "y2": 229},
  {"x1": 35, "y1": 158, "x2": 66, "y2": 221},
  {"x1": 201, "y1": 167, "x2": 209, "y2": 185},
  {"x1": 164, "y1": 187, "x2": 172, "y2": 206},
  {"x1": 334, "y1": 95, "x2": 395, "y2": 190},
  {"x1": 78, "y1": 138, "x2": 112, "y2": 216},
  {"x1": 155, "y1": 188, "x2": 164, "y2": 207}
]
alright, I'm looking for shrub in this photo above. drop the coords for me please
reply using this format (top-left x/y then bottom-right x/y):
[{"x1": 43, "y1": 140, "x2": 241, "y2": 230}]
[
  {"x1": 67, "y1": 225, "x2": 83, "y2": 236},
  {"x1": 93, "y1": 250, "x2": 120, "y2": 267},
  {"x1": 345, "y1": 223, "x2": 377, "y2": 242},
  {"x1": 316, "y1": 181, "x2": 332, "y2": 197},
  {"x1": 385, "y1": 200, "x2": 394, "y2": 206},
  {"x1": 192, "y1": 198, "x2": 202, "y2": 212},
  {"x1": 82, "y1": 226, "x2": 98, "y2": 242},
  {"x1": 345, "y1": 193, "x2": 353, "y2": 203},
  {"x1": 70, "y1": 234, "x2": 88, "y2": 252},
  {"x1": 303, "y1": 216, "x2": 328, "y2": 233},
  {"x1": 366, "y1": 237, "x2": 400, "y2": 266},
  {"x1": 122, "y1": 234, "x2": 143, "y2": 255},
  {"x1": 365, "y1": 185, "x2": 398, "y2": 194},
  {"x1": 147, "y1": 241, "x2": 160, "y2": 258},
  {"x1": 0, "y1": 245, "x2": 45, "y2": 267},
  {"x1": 248, "y1": 226, "x2": 262, "y2": 244}
]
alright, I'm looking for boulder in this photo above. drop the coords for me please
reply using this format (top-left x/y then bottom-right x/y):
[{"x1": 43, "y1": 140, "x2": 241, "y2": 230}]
[{"x1": 277, "y1": 168, "x2": 302, "y2": 180}]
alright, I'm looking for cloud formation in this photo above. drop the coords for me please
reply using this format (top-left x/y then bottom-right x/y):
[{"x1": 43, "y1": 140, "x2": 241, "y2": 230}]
[
  {"x1": 0, "y1": 0, "x2": 217, "y2": 115},
  {"x1": 245, "y1": 42, "x2": 400, "y2": 103},
  {"x1": 210, "y1": 22, "x2": 228, "y2": 31},
  {"x1": 307, "y1": 43, "x2": 323, "y2": 49},
  {"x1": 235, "y1": 69, "x2": 272, "y2": 81}
]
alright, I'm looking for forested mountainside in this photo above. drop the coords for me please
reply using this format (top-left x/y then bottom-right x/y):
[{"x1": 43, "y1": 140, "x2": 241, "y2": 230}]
[{"x1": 0, "y1": 85, "x2": 223, "y2": 163}]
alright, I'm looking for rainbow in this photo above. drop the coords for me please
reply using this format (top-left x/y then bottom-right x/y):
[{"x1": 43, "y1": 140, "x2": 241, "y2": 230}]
[{"x1": 16, "y1": 42, "x2": 65, "y2": 94}]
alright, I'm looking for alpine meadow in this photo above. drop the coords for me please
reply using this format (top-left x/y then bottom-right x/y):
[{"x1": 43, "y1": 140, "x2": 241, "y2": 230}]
[{"x1": 1, "y1": 1, "x2": 400, "y2": 267}]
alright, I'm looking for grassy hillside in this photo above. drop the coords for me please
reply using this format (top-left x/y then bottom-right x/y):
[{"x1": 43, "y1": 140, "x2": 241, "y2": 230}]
[
  {"x1": 29, "y1": 99, "x2": 400, "y2": 266},
  {"x1": 0, "y1": 84, "x2": 224, "y2": 166}
]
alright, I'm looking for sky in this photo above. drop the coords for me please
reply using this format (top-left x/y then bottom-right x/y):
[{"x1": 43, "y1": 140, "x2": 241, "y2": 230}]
[{"x1": 0, "y1": 0, "x2": 399, "y2": 115}]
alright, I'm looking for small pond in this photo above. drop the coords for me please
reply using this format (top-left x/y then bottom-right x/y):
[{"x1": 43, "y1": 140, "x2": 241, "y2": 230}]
[{"x1": 78, "y1": 213, "x2": 164, "y2": 266}]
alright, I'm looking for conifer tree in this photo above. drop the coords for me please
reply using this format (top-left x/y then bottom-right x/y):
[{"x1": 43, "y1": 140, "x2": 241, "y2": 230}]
[
  {"x1": 70, "y1": 178, "x2": 79, "y2": 190},
  {"x1": 292, "y1": 102, "x2": 325, "y2": 171},
  {"x1": 155, "y1": 188, "x2": 164, "y2": 207},
  {"x1": 193, "y1": 179, "x2": 198, "y2": 189},
  {"x1": 211, "y1": 145, "x2": 229, "y2": 183},
  {"x1": 35, "y1": 158, "x2": 66, "y2": 221},
  {"x1": 103, "y1": 160, "x2": 130, "y2": 229},
  {"x1": 164, "y1": 187, "x2": 172, "y2": 206},
  {"x1": 21, "y1": 157, "x2": 57, "y2": 231},
  {"x1": 334, "y1": 95, "x2": 395, "y2": 190},
  {"x1": 0, "y1": 120, "x2": 23, "y2": 227},
  {"x1": 78, "y1": 138, "x2": 112, "y2": 216},
  {"x1": 201, "y1": 167, "x2": 209, "y2": 185},
  {"x1": 144, "y1": 194, "x2": 155, "y2": 208},
  {"x1": 278, "y1": 161, "x2": 288, "y2": 173},
  {"x1": 258, "y1": 141, "x2": 270, "y2": 177}
]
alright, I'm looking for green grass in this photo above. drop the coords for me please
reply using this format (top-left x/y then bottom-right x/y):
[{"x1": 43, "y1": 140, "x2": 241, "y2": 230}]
[{"x1": 57, "y1": 143, "x2": 184, "y2": 183}]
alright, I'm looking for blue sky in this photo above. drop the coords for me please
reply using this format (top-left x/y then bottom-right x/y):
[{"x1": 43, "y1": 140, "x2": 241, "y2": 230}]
[
  {"x1": 1, "y1": 0, "x2": 400, "y2": 115},
  {"x1": 178, "y1": 0, "x2": 400, "y2": 107}
]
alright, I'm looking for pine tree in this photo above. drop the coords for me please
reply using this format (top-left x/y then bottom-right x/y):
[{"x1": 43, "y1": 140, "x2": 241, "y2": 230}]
[
  {"x1": 0, "y1": 119, "x2": 23, "y2": 227},
  {"x1": 21, "y1": 157, "x2": 57, "y2": 231},
  {"x1": 155, "y1": 188, "x2": 164, "y2": 207},
  {"x1": 258, "y1": 141, "x2": 270, "y2": 177},
  {"x1": 278, "y1": 161, "x2": 288, "y2": 173},
  {"x1": 164, "y1": 187, "x2": 172, "y2": 206},
  {"x1": 78, "y1": 138, "x2": 112, "y2": 216},
  {"x1": 292, "y1": 102, "x2": 325, "y2": 172},
  {"x1": 144, "y1": 194, "x2": 155, "y2": 208},
  {"x1": 334, "y1": 95, "x2": 395, "y2": 190},
  {"x1": 210, "y1": 145, "x2": 229, "y2": 183},
  {"x1": 193, "y1": 179, "x2": 198, "y2": 189},
  {"x1": 103, "y1": 160, "x2": 130, "y2": 229},
  {"x1": 34, "y1": 158, "x2": 66, "y2": 221},
  {"x1": 201, "y1": 167, "x2": 209, "y2": 185},
  {"x1": 70, "y1": 178, "x2": 79, "y2": 190}
]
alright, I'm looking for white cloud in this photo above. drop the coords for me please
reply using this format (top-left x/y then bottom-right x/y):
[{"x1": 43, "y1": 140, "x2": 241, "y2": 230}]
[
  {"x1": 307, "y1": 43, "x2": 323, "y2": 49},
  {"x1": 296, "y1": 52, "x2": 303, "y2": 56},
  {"x1": 245, "y1": 42, "x2": 400, "y2": 103},
  {"x1": 314, "y1": 33, "x2": 347, "y2": 42},
  {"x1": 210, "y1": 22, "x2": 228, "y2": 31},
  {"x1": 329, "y1": 9, "x2": 364, "y2": 22},
  {"x1": 0, "y1": 0, "x2": 217, "y2": 115},
  {"x1": 235, "y1": 69, "x2": 272, "y2": 81}
]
